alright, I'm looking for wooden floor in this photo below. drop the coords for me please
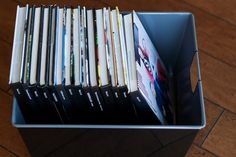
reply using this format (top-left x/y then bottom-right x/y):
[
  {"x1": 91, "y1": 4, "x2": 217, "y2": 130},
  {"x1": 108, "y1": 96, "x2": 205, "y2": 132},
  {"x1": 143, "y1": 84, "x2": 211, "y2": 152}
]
[{"x1": 0, "y1": 0, "x2": 235, "y2": 156}]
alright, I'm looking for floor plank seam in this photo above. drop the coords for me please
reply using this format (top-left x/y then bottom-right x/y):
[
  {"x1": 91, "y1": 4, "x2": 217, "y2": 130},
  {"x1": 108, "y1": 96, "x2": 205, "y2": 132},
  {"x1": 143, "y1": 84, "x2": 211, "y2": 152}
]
[
  {"x1": 7, "y1": 88, "x2": 13, "y2": 96},
  {"x1": 0, "y1": 37, "x2": 12, "y2": 45},
  {"x1": 0, "y1": 145, "x2": 20, "y2": 157},
  {"x1": 199, "y1": 48, "x2": 236, "y2": 69},
  {"x1": 0, "y1": 87, "x2": 11, "y2": 96},
  {"x1": 100, "y1": 0, "x2": 112, "y2": 6},
  {"x1": 200, "y1": 109, "x2": 224, "y2": 147},
  {"x1": 99, "y1": 0, "x2": 111, "y2": 7},
  {"x1": 15, "y1": 0, "x2": 22, "y2": 5},
  {"x1": 192, "y1": 143, "x2": 220, "y2": 157},
  {"x1": 204, "y1": 97, "x2": 236, "y2": 114},
  {"x1": 180, "y1": 0, "x2": 236, "y2": 28}
]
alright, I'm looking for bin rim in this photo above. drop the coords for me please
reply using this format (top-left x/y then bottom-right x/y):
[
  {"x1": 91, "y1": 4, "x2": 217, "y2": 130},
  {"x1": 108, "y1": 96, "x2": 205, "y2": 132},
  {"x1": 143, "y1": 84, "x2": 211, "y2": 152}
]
[{"x1": 11, "y1": 11, "x2": 206, "y2": 130}]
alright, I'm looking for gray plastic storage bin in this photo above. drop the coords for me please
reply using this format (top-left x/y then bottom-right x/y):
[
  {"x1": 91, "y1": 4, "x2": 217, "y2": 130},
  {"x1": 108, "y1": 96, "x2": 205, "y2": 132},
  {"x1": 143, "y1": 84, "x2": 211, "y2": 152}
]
[{"x1": 12, "y1": 12, "x2": 205, "y2": 157}]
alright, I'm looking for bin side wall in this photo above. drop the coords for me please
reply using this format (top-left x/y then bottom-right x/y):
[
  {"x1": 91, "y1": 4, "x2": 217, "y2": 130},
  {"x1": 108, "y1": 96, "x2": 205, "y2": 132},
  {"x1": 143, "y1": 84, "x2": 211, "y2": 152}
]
[
  {"x1": 19, "y1": 128, "x2": 197, "y2": 157},
  {"x1": 138, "y1": 13, "x2": 191, "y2": 71}
]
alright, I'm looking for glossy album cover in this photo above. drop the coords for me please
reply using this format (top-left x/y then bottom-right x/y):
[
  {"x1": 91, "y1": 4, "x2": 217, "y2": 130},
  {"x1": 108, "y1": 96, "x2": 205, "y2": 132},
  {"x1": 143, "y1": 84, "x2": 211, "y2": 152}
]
[{"x1": 133, "y1": 12, "x2": 173, "y2": 123}]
